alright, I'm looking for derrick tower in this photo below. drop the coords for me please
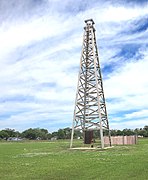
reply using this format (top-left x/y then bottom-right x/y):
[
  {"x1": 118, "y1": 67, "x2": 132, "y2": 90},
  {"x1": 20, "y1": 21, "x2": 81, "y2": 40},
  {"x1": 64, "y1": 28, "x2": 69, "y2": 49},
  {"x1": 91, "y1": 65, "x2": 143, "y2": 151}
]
[{"x1": 70, "y1": 19, "x2": 111, "y2": 149}]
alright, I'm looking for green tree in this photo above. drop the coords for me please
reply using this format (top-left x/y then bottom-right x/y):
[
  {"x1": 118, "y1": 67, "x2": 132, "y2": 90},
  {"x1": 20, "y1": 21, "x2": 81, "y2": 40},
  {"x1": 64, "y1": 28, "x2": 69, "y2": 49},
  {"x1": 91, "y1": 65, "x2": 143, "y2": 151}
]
[
  {"x1": 110, "y1": 130, "x2": 117, "y2": 136},
  {"x1": 51, "y1": 131, "x2": 58, "y2": 138},
  {"x1": 21, "y1": 128, "x2": 48, "y2": 140},
  {"x1": 74, "y1": 130, "x2": 82, "y2": 139},
  {"x1": 0, "y1": 130, "x2": 9, "y2": 140},
  {"x1": 63, "y1": 127, "x2": 71, "y2": 139},
  {"x1": 47, "y1": 133, "x2": 52, "y2": 139},
  {"x1": 143, "y1": 125, "x2": 148, "y2": 137},
  {"x1": 116, "y1": 130, "x2": 123, "y2": 136},
  {"x1": 40, "y1": 128, "x2": 48, "y2": 134},
  {"x1": 57, "y1": 129, "x2": 65, "y2": 139},
  {"x1": 3, "y1": 128, "x2": 17, "y2": 137},
  {"x1": 123, "y1": 128, "x2": 135, "y2": 136},
  {"x1": 93, "y1": 130, "x2": 100, "y2": 138},
  {"x1": 22, "y1": 128, "x2": 37, "y2": 140}
]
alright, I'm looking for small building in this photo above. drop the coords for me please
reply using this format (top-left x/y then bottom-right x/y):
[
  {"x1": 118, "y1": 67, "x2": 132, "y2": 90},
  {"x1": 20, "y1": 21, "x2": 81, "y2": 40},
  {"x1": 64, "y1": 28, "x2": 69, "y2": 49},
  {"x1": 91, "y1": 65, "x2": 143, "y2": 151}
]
[{"x1": 51, "y1": 137, "x2": 57, "y2": 141}]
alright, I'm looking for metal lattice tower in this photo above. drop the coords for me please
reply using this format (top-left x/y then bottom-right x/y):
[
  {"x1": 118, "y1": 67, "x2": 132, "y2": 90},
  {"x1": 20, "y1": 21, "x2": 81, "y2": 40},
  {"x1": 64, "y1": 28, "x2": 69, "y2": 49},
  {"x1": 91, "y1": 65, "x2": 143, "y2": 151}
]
[{"x1": 70, "y1": 19, "x2": 111, "y2": 149}]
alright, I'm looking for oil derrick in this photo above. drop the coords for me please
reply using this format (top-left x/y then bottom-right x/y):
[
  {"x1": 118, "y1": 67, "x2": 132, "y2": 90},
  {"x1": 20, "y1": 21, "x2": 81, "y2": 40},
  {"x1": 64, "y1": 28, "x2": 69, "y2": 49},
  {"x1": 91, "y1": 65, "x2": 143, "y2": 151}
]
[{"x1": 70, "y1": 19, "x2": 111, "y2": 149}]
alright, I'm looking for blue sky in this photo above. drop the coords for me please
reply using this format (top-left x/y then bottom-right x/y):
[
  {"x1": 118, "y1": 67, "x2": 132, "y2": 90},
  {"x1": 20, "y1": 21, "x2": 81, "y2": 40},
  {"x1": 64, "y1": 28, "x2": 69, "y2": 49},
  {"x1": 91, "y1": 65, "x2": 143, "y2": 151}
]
[{"x1": 0, "y1": 0, "x2": 148, "y2": 132}]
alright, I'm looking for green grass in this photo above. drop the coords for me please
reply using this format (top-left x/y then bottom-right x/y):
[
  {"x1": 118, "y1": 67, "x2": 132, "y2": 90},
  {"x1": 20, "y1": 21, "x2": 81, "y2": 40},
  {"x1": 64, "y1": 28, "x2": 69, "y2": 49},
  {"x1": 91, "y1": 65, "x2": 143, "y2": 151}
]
[{"x1": 0, "y1": 138, "x2": 147, "y2": 180}]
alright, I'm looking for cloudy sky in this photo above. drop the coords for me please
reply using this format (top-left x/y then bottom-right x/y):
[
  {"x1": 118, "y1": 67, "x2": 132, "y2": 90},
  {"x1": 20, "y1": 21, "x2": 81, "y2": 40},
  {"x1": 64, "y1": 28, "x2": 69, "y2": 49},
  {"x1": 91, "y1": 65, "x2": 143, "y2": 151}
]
[{"x1": 0, "y1": 0, "x2": 148, "y2": 132}]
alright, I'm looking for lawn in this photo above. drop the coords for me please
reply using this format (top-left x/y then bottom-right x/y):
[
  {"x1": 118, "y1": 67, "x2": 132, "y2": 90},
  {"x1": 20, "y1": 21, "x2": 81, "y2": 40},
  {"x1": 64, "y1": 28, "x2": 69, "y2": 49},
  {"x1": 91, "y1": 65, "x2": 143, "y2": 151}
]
[{"x1": 0, "y1": 138, "x2": 147, "y2": 180}]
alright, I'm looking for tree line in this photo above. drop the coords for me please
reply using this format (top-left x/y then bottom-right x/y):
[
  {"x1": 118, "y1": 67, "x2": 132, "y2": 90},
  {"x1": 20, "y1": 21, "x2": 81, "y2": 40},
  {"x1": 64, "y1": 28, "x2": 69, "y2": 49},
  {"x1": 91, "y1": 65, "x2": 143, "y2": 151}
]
[{"x1": 0, "y1": 126, "x2": 148, "y2": 141}]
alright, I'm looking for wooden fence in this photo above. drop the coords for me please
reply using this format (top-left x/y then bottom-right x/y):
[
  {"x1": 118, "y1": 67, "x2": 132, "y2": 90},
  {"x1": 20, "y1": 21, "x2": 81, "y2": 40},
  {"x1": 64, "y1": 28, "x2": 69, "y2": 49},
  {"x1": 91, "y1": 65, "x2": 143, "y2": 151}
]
[{"x1": 104, "y1": 135, "x2": 137, "y2": 145}]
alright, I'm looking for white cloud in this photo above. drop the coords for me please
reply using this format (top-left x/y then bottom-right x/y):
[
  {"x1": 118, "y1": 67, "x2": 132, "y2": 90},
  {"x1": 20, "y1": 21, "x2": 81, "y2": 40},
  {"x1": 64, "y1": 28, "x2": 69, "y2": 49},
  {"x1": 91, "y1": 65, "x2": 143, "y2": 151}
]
[
  {"x1": 110, "y1": 118, "x2": 148, "y2": 130},
  {"x1": 100, "y1": 5, "x2": 148, "y2": 22},
  {"x1": 105, "y1": 48, "x2": 148, "y2": 115},
  {"x1": 105, "y1": 58, "x2": 148, "y2": 98},
  {"x1": 125, "y1": 110, "x2": 148, "y2": 119}
]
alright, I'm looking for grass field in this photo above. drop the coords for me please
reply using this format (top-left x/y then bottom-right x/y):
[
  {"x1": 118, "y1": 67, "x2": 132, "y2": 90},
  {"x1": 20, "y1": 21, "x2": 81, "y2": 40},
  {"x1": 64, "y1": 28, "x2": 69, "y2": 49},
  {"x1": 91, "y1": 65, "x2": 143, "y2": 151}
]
[{"x1": 0, "y1": 138, "x2": 147, "y2": 180}]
